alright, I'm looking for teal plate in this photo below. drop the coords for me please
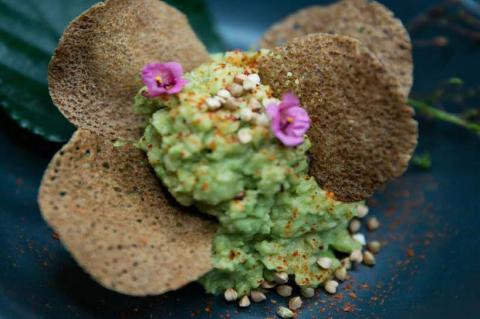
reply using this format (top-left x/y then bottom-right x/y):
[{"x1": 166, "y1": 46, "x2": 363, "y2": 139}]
[{"x1": 1, "y1": 0, "x2": 479, "y2": 318}]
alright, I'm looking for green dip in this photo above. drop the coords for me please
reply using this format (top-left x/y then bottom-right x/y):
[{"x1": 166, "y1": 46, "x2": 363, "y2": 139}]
[{"x1": 136, "y1": 51, "x2": 363, "y2": 295}]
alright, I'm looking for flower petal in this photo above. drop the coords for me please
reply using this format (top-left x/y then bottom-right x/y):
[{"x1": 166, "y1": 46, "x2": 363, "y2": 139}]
[
  {"x1": 49, "y1": 0, "x2": 209, "y2": 141},
  {"x1": 260, "y1": 0, "x2": 413, "y2": 98},
  {"x1": 39, "y1": 130, "x2": 217, "y2": 296},
  {"x1": 259, "y1": 33, "x2": 417, "y2": 202},
  {"x1": 280, "y1": 92, "x2": 300, "y2": 109}
]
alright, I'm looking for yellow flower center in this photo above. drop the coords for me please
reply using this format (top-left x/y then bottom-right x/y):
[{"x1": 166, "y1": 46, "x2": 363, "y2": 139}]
[{"x1": 155, "y1": 76, "x2": 163, "y2": 85}]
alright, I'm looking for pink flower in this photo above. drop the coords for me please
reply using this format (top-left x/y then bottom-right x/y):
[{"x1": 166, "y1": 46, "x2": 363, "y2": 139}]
[
  {"x1": 141, "y1": 62, "x2": 188, "y2": 96},
  {"x1": 266, "y1": 93, "x2": 311, "y2": 147}
]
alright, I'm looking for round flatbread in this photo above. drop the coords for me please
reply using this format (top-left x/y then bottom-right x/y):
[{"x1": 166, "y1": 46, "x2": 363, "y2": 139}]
[
  {"x1": 48, "y1": 0, "x2": 210, "y2": 141},
  {"x1": 259, "y1": 34, "x2": 418, "y2": 202},
  {"x1": 38, "y1": 129, "x2": 217, "y2": 296},
  {"x1": 260, "y1": 0, "x2": 413, "y2": 97}
]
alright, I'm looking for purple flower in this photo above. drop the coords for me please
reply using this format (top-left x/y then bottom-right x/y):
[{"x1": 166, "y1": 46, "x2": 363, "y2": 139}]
[
  {"x1": 266, "y1": 93, "x2": 311, "y2": 147},
  {"x1": 141, "y1": 62, "x2": 188, "y2": 97}
]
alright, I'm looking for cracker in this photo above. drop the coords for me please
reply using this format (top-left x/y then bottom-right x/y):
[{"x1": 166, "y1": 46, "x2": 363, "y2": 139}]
[
  {"x1": 48, "y1": 0, "x2": 210, "y2": 141},
  {"x1": 38, "y1": 129, "x2": 217, "y2": 296},
  {"x1": 260, "y1": 0, "x2": 413, "y2": 97},
  {"x1": 259, "y1": 34, "x2": 418, "y2": 202}
]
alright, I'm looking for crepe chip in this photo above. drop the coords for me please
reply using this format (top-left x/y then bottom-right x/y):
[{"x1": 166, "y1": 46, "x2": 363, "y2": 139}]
[
  {"x1": 48, "y1": 0, "x2": 210, "y2": 141},
  {"x1": 38, "y1": 129, "x2": 217, "y2": 296},
  {"x1": 260, "y1": 0, "x2": 413, "y2": 97},
  {"x1": 259, "y1": 33, "x2": 418, "y2": 202}
]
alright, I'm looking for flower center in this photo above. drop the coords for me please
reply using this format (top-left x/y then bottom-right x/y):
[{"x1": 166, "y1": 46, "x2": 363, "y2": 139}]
[
  {"x1": 286, "y1": 117, "x2": 294, "y2": 123},
  {"x1": 155, "y1": 76, "x2": 163, "y2": 86}
]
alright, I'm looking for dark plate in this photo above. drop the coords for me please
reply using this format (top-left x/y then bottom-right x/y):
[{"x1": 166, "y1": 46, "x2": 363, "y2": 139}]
[{"x1": 1, "y1": 0, "x2": 479, "y2": 318}]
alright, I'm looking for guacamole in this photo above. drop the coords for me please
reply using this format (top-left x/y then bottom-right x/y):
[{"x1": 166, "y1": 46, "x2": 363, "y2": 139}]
[{"x1": 136, "y1": 51, "x2": 362, "y2": 296}]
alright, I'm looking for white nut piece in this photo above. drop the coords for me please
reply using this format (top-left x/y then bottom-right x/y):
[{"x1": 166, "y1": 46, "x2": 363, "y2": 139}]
[
  {"x1": 243, "y1": 78, "x2": 256, "y2": 91},
  {"x1": 288, "y1": 296, "x2": 303, "y2": 311},
  {"x1": 261, "y1": 280, "x2": 276, "y2": 289},
  {"x1": 250, "y1": 290, "x2": 266, "y2": 303},
  {"x1": 350, "y1": 249, "x2": 364, "y2": 264},
  {"x1": 224, "y1": 288, "x2": 238, "y2": 301},
  {"x1": 367, "y1": 241, "x2": 382, "y2": 254},
  {"x1": 238, "y1": 295, "x2": 251, "y2": 307},
  {"x1": 247, "y1": 73, "x2": 261, "y2": 85},
  {"x1": 237, "y1": 128, "x2": 252, "y2": 144},
  {"x1": 363, "y1": 251, "x2": 376, "y2": 266},
  {"x1": 255, "y1": 113, "x2": 270, "y2": 126},
  {"x1": 357, "y1": 204, "x2": 369, "y2": 218},
  {"x1": 334, "y1": 267, "x2": 347, "y2": 281},
  {"x1": 276, "y1": 284, "x2": 293, "y2": 297},
  {"x1": 341, "y1": 257, "x2": 352, "y2": 270},
  {"x1": 273, "y1": 272, "x2": 289, "y2": 284},
  {"x1": 239, "y1": 108, "x2": 254, "y2": 122},
  {"x1": 228, "y1": 83, "x2": 244, "y2": 97},
  {"x1": 248, "y1": 97, "x2": 262, "y2": 110},
  {"x1": 277, "y1": 306, "x2": 294, "y2": 318},
  {"x1": 224, "y1": 98, "x2": 239, "y2": 110},
  {"x1": 300, "y1": 287, "x2": 315, "y2": 298},
  {"x1": 367, "y1": 217, "x2": 380, "y2": 231},
  {"x1": 234, "y1": 74, "x2": 247, "y2": 84},
  {"x1": 349, "y1": 219, "x2": 361, "y2": 233},
  {"x1": 353, "y1": 233, "x2": 366, "y2": 246},
  {"x1": 317, "y1": 257, "x2": 333, "y2": 269},
  {"x1": 206, "y1": 97, "x2": 222, "y2": 110},
  {"x1": 217, "y1": 89, "x2": 232, "y2": 99},
  {"x1": 324, "y1": 280, "x2": 339, "y2": 294},
  {"x1": 262, "y1": 97, "x2": 278, "y2": 107}
]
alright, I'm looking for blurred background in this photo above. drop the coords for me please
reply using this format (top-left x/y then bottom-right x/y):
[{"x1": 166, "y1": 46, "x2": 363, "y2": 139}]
[{"x1": 0, "y1": 0, "x2": 479, "y2": 318}]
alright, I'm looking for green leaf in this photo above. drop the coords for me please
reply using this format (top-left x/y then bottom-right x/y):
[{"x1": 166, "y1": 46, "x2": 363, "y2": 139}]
[
  {"x1": 0, "y1": 0, "x2": 98, "y2": 142},
  {"x1": 0, "y1": 0, "x2": 224, "y2": 142}
]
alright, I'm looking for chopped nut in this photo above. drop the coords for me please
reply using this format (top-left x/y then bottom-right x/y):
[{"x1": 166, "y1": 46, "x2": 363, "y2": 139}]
[
  {"x1": 224, "y1": 288, "x2": 238, "y2": 302},
  {"x1": 248, "y1": 98, "x2": 262, "y2": 110},
  {"x1": 273, "y1": 272, "x2": 289, "y2": 284},
  {"x1": 217, "y1": 89, "x2": 232, "y2": 99},
  {"x1": 324, "y1": 280, "x2": 339, "y2": 294},
  {"x1": 237, "y1": 128, "x2": 252, "y2": 144},
  {"x1": 238, "y1": 295, "x2": 251, "y2": 307},
  {"x1": 349, "y1": 219, "x2": 361, "y2": 233},
  {"x1": 341, "y1": 257, "x2": 352, "y2": 270},
  {"x1": 261, "y1": 280, "x2": 276, "y2": 289},
  {"x1": 228, "y1": 83, "x2": 244, "y2": 97},
  {"x1": 357, "y1": 204, "x2": 369, "y2": 218},
  {"x1": 350, "y1": 249, "x2": 363, "y2": 264},
  {"x1": 250, "y1": 290, "x2": 267, "y2": 302},
  {"x1": 206, "y1": 97, "x2": 222, "y2": 110},
  {"x1": 363, "y1": 251, "x2": 376, "y2": 266},
  {"x1": 353, "y1": 233, "x2": 366, "y2": 246},
  {"x1": 247, "y1": 73, "x2": 261, "y2": 84},
  {"x1": 317, "y1": 257, "x2": 333, "y2": 269},
  {"x1": 288, "y1": 296, "x2": 303, "y2": 311},
  {"x1": 276, "y1": 284, "x2": 293, "y2": 297},
  {"x1": 262, "y1": 97, "x2": 278, "y2": 107},
  {"x1": 239, "y1": 108, "x2": 254, "y2": 122},
  {"x1": 367, "y1": 217, "x2": 380, "y2": 231},
  {"x1": 224, "y1": 98, "x2": 240, "y2": 110},
  {"x1": 234, "y1": 74, "x2": 247, "y2": 84},
  {"x1": 300, "y1": 287, "x2": 315, "y2": 298},
  {"x1": 255, "y1": 113, "x2": 270, "y2": 126},
  {"x1": 334, "y1": 267, "x2": 347, "y2": 281},
  {"x1": 367, "y1": 241, "x2": 381, "y2": 254},
  {"x1": 243, "y1": 78, "x2": 256, "y2": 91},
  {"x1": 277, "y1": 306, "x2": 294, "y2": 318}
]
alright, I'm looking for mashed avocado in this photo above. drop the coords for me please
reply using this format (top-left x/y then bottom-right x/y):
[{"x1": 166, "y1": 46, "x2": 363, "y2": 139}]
[{"x1": 136, "y1": 51, "x2": 362, "y2": 295}]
